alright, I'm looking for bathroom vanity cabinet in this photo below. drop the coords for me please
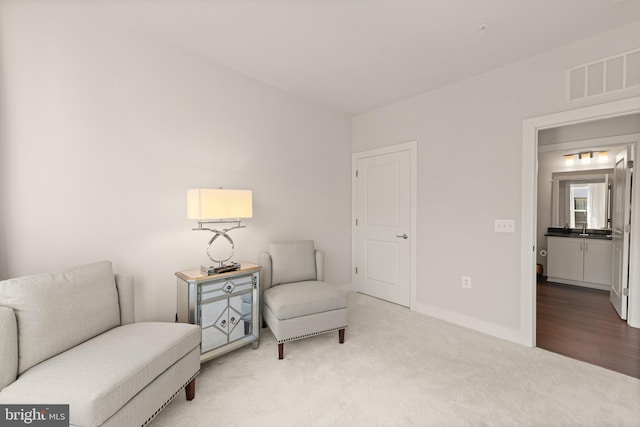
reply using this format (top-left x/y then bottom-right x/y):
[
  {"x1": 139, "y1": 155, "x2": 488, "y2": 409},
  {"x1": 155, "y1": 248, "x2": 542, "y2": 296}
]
[{"x1": 547, "y1": 236, "x2": 612, "y2": 290}]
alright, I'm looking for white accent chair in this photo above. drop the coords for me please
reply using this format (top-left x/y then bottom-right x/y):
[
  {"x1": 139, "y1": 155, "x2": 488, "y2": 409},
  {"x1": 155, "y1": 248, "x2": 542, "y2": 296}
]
[{"x1": 259, "y1": 241, "x2": 348, "y2": 359}]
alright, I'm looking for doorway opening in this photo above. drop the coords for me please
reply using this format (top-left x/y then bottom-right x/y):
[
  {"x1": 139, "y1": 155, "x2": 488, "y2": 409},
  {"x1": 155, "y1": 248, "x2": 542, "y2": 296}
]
[
  {"x1": 520, "y1": 97, "x2": 640, "y2": 356},
  {"x1": 534, "y1": 125, "x2": 639, "y2": 377}
]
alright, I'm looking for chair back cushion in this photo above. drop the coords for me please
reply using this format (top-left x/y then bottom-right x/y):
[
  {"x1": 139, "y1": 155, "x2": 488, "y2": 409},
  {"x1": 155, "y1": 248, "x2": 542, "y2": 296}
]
[
  {"x1": 269, "y1": 241, "x2": 317, "y2": 286},
  {"x1": 0, "y1": 260, "x2": 120, "y2": 374}
]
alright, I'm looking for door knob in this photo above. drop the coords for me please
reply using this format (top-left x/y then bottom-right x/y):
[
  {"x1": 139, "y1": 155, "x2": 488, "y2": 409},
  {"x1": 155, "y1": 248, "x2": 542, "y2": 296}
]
[{"x1": 396, "y1": 234, "x2": 408, "y2": 239}]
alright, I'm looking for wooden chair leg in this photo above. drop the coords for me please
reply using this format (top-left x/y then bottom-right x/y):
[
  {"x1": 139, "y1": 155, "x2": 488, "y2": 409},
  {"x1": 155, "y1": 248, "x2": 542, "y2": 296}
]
[
  {"x1": 185, "y1": 378, "x2": 196, "y2": 401},
  {"x1": 278, "y1": 343, "x2": 284, "y2": 360},
  {"x1": 339, "y1": 328, "x2": 345, "y2": 344}
]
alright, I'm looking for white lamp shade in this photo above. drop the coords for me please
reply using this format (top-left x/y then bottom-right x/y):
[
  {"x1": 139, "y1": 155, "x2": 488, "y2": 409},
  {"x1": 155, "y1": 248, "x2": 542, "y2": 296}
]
[{"x1": 187, "y1": 188, "x2": 253, "y2": 220}]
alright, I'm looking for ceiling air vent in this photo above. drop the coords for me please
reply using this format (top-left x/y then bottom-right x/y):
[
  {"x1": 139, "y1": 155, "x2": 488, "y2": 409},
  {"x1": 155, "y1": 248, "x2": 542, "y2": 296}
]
[{"x1": 567, "y1": 48, "x2": 640, "y2": 102}]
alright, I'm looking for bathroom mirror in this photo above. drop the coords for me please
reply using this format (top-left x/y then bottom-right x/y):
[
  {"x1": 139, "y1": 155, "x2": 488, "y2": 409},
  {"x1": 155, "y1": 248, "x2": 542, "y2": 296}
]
[{"x1": 551, "y1": 169, "x2": 613, "y2": 229}]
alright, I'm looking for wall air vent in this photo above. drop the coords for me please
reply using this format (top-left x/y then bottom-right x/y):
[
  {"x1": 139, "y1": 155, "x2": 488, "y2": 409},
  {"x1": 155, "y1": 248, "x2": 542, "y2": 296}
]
[{"x1": 567, "y1": 48, "x2": 640, "y2": 102}]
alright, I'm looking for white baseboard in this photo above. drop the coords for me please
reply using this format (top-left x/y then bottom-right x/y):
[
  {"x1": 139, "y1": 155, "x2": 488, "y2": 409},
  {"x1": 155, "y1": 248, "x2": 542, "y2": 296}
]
[{"x1": 411, "y1": 301, "x2": 526, "y2": 346}]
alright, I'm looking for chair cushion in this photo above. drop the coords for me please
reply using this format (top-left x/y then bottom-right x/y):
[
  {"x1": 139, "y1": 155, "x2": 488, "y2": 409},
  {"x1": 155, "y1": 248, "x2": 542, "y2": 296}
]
[
  {"x1": 269, "y1": 241, "x2": 316, "y2": 285},
  {"x1": 0, "y1": 322, "x2": 201, "y2": 427},
  {"x1": 0, "y1": 260, "x2": 120, "y2": 374},
  {"x1": 264, "y1": 281, "x2": 348, "y2": 320}
]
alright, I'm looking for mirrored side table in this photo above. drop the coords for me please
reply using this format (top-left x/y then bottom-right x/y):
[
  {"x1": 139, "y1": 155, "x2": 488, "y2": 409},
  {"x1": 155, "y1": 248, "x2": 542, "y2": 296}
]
[{"x1": 175, "y1": 262, "x2": 261, "y2": 363}]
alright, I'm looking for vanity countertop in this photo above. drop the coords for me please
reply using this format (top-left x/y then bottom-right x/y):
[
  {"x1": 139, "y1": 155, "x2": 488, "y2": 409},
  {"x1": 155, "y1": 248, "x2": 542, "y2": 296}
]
[{"x1": 545, "y1": 227, "x2": 612, "y2": 240}]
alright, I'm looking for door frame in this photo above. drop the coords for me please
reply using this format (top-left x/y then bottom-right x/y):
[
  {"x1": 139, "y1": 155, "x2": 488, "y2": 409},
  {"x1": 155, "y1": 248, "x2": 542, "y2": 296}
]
[
  {"x1": 351, "y1": 141, "x2": 418, "y2": 308},
  {"x1": 521, "y1": 97, "x2": 640, "y2": 347}
]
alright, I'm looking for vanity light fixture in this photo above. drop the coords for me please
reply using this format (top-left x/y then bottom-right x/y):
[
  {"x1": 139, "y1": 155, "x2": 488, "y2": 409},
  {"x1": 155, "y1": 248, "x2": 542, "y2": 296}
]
[
  {"x1": 564, "y1": 154, "x2": 576, "y2": 166},
  {"x1": 187, "y1": 188, "x2": 253, "y2": 274},
  {"x1": 598, "y1": 151, "x2": 609, "y2": 163},
  {"x1": 579, "y1": 152, "x2": 592, "y2": 165}
]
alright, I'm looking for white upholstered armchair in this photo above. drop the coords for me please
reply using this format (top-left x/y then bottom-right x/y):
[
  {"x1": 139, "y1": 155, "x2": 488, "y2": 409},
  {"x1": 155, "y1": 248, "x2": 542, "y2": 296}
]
[{"x1": 259, "y1": 241, "x2": 348, "y2": 359}]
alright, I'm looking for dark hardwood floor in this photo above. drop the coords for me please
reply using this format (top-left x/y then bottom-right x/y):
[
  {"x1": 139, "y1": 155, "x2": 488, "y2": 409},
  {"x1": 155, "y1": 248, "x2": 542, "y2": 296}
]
[{"x1": 536, "y1": 278, "x2": 640, "y2": 379}]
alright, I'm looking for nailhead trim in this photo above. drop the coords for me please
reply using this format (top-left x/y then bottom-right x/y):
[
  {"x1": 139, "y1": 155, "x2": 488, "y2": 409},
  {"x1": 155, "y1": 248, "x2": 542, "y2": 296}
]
[
  {"x1": 277, "y1": 326, "x2": 347, "y2": 344},
  {"x1": 141, "y1": 370, "x2": 200, "y2": 427}
]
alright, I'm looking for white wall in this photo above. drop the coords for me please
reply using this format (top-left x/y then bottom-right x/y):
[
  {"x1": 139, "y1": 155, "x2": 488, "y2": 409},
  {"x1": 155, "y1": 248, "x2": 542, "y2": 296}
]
[
  {"x1": 352, "y1": 20, "x2": 640, "y2": 343},
  {"x1": 0, "y1": 2, "x2": 352, "y2": 321}
]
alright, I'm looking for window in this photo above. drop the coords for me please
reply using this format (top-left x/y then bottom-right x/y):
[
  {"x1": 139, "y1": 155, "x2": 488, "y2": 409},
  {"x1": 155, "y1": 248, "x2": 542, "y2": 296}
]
[{"x1": 569, "y1": 183, "x2": 607, "y2": 229}]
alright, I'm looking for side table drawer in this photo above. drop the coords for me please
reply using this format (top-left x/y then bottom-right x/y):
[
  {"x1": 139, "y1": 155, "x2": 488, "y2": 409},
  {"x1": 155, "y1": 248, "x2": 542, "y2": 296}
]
[{"x1": 201, "y1": 273, "x2": 254, "y2": 300}]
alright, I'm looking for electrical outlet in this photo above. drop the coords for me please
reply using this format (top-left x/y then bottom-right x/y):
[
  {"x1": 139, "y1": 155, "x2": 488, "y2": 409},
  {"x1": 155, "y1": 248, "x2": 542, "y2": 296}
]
[
  {"x1": 495, "y1": 219, "x2": 515, "y2": 233},
  {"x1": 461, "y1": 276, "x2": 472, "y2": 289}
]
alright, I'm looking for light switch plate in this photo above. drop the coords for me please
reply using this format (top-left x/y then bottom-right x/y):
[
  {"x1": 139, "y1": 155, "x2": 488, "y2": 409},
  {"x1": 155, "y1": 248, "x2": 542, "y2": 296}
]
[{"x1": 495, "y1": 219, "x2": 515, "y2": 233}]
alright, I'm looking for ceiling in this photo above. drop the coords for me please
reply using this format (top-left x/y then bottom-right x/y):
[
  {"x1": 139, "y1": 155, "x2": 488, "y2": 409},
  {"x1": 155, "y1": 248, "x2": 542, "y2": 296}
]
[{"x1": 82, "y1": 0, "x2": 640, "y2": 115}]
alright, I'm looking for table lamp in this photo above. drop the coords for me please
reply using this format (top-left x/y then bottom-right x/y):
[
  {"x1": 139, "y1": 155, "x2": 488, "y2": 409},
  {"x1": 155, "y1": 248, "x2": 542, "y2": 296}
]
[{"x1": 187, "y1": 188, "x2": 253, "y2": 274}]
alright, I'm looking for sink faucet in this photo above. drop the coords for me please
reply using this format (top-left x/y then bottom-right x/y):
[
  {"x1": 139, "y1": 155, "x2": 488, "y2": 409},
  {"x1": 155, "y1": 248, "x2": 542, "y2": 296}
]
[{"x1": 582, "y1": 224, "x2": 587, "y2": 234}]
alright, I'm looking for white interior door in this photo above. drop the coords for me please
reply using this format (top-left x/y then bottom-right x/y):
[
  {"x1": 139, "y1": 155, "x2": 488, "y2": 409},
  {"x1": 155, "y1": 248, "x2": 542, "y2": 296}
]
[
  {"x1": 610, "y1": 148, "x2": 631, "y2": 320},
  {"x1": 355, "y1": 150, "x2": 411, "y2": 306}
]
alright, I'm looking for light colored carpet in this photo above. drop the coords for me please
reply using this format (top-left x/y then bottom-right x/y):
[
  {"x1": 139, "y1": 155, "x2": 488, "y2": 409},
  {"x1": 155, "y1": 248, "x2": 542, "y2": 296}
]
[{"x1": 151, "y1": 292, "x2": 640, "y2": 426}]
